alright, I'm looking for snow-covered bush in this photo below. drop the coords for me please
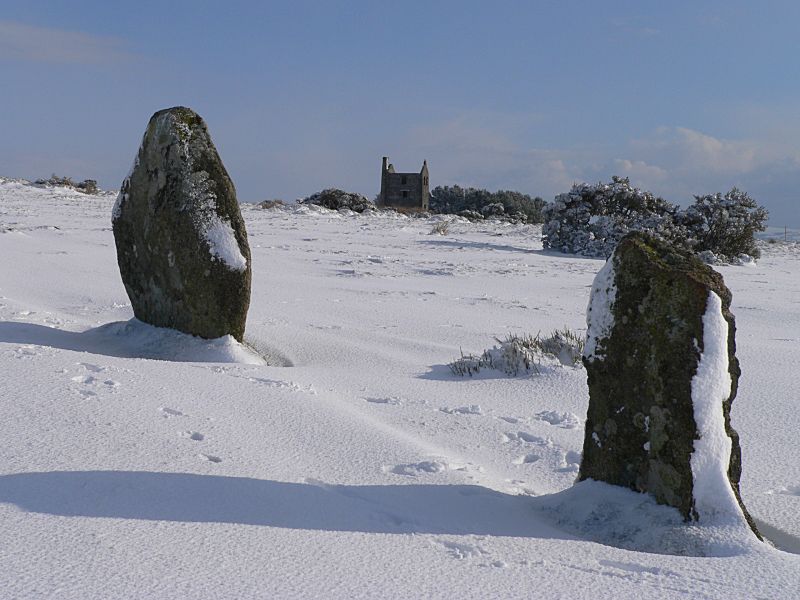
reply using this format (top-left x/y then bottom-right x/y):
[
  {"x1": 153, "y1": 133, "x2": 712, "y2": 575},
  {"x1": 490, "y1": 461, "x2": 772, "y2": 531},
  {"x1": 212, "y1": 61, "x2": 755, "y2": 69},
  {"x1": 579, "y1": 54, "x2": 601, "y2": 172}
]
[
  {"x1": 258, "y1": 199, "x2": 285, "y2": 209},
  {"x1": 543, "y1": 178, "x2": 768, "y2": 263},
  {"x1": 449, "y1": 329, "x2": 585, "y2": 377},
  {"x1": 299, "y1": 188, "x2": 375, "y2": 213},
  {"x1": 481, "y1": 202, "x2": 505, "y2": 217},
  {"x1": 679, "y1": 188, "x2": 768, "y2": 260},
  {"x1": 448, "y1": 350, "x2": 484, "y2": 376},
  {"x1": 457, "y1": 209, "x2": 484, "y2": 221},
  {"x1": 533, "y1": 328, "x2": 585, "y2": 366},
  {"x1": 430, "y1": 185, "x2": 546, "y2": 223},
  {"x1": 34, "y1": 174, "x2": 99, "y2": 194},
  {"x1": 542, "y1": 177, "x2": 682, "y2": 258},
  {"x1": 430, "y1": 220, "x2": 451, "y2": 235}
]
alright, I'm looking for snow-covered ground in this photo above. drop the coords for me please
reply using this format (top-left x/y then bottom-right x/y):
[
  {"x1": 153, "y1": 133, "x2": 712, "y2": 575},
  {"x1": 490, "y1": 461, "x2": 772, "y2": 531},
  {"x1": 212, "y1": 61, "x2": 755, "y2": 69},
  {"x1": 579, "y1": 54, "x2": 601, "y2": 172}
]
[{"x1": 1, "y1": 177, "x2": 798, "y2": 599}]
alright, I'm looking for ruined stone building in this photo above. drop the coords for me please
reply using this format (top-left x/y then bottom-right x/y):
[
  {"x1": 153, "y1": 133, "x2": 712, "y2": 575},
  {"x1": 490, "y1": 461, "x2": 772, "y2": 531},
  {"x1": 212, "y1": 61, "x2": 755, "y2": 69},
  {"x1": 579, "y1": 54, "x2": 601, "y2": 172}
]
[{"x1": 377, "y1": 156, "x2": 429, "y2": 211}]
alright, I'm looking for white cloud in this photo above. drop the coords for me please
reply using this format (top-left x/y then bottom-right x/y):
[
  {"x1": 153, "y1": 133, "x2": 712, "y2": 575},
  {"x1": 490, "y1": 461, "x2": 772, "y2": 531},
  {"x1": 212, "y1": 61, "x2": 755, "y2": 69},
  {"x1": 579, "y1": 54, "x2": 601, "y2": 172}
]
[
  {"x1": 613, "y1": 159, "x2": 667, "y2": 184},
  {"x1": 622, "y1": 127, "x2": 800, "y2": 223},
  {"x1": 0, "y1": 20, "x2": 132, "y2": 64},
  {"x1": 404, "y1": 113, "x2": 581, "y2": 194},
  {"x1": 633, "y1": 127, "x2": 769, "y2": 173}
]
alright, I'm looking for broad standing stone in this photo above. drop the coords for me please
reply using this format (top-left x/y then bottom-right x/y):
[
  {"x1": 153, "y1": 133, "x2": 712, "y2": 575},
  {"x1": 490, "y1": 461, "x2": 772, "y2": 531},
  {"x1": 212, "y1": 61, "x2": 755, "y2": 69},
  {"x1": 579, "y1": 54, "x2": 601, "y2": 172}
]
[
  {"x1": 112, "y1": 107, "x2": 251, "y2": 341},
  {"x1": 579, "y1": 232, "x2": 759, "y2": 537}
]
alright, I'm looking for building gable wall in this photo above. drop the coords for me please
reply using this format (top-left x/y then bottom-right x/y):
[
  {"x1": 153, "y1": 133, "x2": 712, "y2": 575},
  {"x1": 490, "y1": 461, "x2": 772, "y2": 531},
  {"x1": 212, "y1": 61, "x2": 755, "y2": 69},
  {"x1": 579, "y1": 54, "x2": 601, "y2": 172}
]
[{"x1": 379, "y1": 157, "x2": 429, "y2": 210}]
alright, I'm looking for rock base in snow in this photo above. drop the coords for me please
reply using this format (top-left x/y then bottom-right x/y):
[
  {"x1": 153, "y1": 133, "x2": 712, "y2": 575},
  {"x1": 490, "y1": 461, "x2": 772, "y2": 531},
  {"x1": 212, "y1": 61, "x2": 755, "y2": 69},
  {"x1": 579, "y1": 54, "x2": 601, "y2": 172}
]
[
  {"x1": 112, "y1": 106, "x2": 251, "y2": 341},
  {"x1": 579, "y1": 232, "x2": 759, "y2": 537}
]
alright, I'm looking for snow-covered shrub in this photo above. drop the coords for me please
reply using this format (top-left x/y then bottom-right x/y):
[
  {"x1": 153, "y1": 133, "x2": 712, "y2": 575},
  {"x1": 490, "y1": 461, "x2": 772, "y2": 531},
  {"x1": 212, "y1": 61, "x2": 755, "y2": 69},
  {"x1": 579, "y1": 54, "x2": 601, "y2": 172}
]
[
  {"x1": 481, "y1": 202, "x2": 505, "y2": 217},
  {"x1": 534, "y1": 328, "x2": 585, "y2": 366},
  {"x1": 258, "y1": 199, "x2": 285, "y2": 209},
  {"x1": 430, "y1": 185, "x2": 546, "y2": 223},
  {"x1": 543, "y1": 178, "x2": 768, "y2": 263},
  {"x1": 448, "y1": 351, "x2": 485, "y2": 376},
  {"x1": 679, "y1": 188, "x2": 768, "y2": 260},
  {"x1": 457, "y1": 209, "x2": 484, "y2": 221},
  {"x1": 542, "y1": 176, "x2": 682, "y2": 258},
  {"x1": 448, "y1": 329, "x2": 585, "y2": 377},
  {"x1": 430, "y1": 220, "x2": 451, "y2": 235},
  {"x1": 34, "y1": 174, "x2": 99, "y2": 194},
  {"x1": 299, "y1": 188, "x2": 375, "y2": 213}
]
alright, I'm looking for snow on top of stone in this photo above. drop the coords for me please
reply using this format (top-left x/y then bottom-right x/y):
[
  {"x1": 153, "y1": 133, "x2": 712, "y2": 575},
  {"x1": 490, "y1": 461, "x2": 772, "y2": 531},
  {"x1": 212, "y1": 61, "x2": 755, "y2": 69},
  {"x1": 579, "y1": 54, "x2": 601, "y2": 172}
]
[
  {"x1": 583, "y1": 255, "x2": 617, "y2": 362},
  {"x1": 690, "y1": 291, "x2": 749, "y2": 526}
]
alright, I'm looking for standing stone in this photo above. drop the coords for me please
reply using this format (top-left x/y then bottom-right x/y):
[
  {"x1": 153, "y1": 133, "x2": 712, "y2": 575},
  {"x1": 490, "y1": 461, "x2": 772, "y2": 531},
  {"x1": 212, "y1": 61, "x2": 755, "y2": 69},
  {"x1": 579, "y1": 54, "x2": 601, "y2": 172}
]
[
  {"x1": 112, "y1": 107, "x2": 251, "y2": 341},
  {"x1": 579, "y1": 232, "x2": 759, "y2": 537}
]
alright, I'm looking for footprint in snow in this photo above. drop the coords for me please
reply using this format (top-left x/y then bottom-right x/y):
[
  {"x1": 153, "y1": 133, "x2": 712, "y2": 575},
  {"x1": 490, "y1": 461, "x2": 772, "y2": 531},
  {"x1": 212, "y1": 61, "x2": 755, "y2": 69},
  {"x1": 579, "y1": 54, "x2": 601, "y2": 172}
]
[
  {"x1": 444, "y1": 541, "x2": 488, "y2": 559},
  {"x1": 766, "y1": 484, "x2": 800, "y2": 496},
  {"x1": 534, "y1": 410, "x2": 580, "y2": 429},
  {"x1": 513, "y1": 453, "x2": 541, "y2": 465},
  {"x1": 557, "y1": 450, "x2": 582, "y2": 472},
  {"x1": 437, "y1": 540, "x2": 490, "y2": 561},
  {"x1": 159, "y1": 407, "x2": 186, "y2": 418},
  {"x1": 504, "y1": 431, "x2": 550, "y2": 445},
  {"x1": 391, "y1": 461, "x2": 451, "y2": 476},
  {"x1": 14, "y1": 345, "x2": 39, "y2": 359},
  {"x1": 247, "y1": 377, "x2": 316, "y2": 395},
  {"x1": 365, "y1": 396, "x2": 402, "y2": 405},
  {"x1": 389, "y1": 460, "x2": 477, "y2": 477},
  {"x1": 498, "y1": 416, "x2": 523, "y2": 424},
  {"x1": 69, "y1": 372, "x2": 109, "y2": 398},
  {"x1": 440, "y1": 405, "x2": 483, "y2": 415}
]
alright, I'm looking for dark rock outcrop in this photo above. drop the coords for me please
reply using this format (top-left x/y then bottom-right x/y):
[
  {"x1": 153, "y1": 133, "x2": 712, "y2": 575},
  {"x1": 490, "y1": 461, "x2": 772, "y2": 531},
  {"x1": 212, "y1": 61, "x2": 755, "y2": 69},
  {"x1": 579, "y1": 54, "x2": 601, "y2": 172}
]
[
  {"x1": 579, "y1": 232, "x2": 759, "y2": 537},
  {"x1": 112, "y1": 106, "x2": 251, "y2": 342}
]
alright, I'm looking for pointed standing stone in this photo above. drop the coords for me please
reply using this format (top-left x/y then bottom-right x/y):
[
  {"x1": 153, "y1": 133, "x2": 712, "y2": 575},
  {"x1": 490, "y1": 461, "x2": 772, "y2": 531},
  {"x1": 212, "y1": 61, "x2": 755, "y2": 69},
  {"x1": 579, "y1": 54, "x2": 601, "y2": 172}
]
[
  {"x1": 112, "y1": 107, "x2": 251, "y2": 341},
  {"x1": 579, "y1": 232, "x2": 759, "y2": 538}
]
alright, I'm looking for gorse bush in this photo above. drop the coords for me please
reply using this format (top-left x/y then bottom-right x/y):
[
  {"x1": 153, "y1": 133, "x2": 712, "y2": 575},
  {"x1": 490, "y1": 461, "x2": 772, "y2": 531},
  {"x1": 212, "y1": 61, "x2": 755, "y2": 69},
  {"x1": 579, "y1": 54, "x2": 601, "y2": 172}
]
[
  {"x1": 679, "y1": 188, "x2": 768, "y2": 259},
  {"x1": 430, "y1": 185, "x2": 546, "y2": 224},
  {"x1": 299, "y1": 188, "x2": 374, "y2": 213},
  {"x1": 542, "y1": 177, "x2": 683, "y2": 258},
  {"x1": 543, "y1": 177, "x2": 769, "y2": 261}
]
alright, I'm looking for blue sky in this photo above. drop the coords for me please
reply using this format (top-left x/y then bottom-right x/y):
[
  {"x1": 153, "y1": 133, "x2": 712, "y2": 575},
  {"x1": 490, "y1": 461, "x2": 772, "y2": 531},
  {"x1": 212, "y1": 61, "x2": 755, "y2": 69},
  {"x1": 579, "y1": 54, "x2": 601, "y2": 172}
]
[{"x1": 1, "y1": 1, "x2": 798, "y2": 225}]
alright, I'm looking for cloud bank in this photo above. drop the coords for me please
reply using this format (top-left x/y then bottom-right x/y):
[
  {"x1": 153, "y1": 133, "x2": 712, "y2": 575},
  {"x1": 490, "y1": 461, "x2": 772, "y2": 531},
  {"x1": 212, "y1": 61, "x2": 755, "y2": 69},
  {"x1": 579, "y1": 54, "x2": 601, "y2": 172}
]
[
  {"x1": 404, "y1": 115, "x2": 799, "y2": 225},
  {"x1": 0, "y1": 20, "x2": 132, "y2": 64}
]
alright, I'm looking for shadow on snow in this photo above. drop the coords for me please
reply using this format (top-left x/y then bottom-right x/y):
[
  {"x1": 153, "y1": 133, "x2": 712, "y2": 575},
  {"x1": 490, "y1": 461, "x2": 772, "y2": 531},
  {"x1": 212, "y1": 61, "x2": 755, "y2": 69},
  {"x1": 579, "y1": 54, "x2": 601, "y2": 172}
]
[
  {"x1": 0, "y1": 319, "x2": 273, "y2": 364},
  {"x1": 2, "y1": 471, "x2": 787, "y2": 555},
  {"x1": 0, "y1": 470, "x2": 566, "y2": 539}
]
